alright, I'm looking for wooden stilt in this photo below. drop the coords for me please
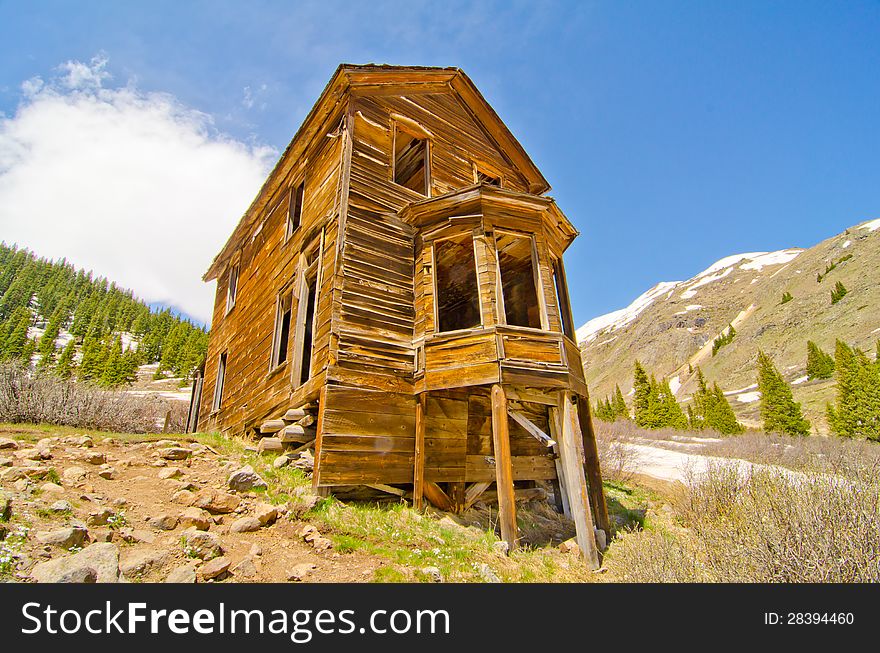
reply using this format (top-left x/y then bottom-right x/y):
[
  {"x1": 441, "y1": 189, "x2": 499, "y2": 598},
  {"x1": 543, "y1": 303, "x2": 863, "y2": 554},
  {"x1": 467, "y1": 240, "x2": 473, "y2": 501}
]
[
  {"x1": 547, "y1": 405, "x2": 572, "y2": 519},
  {"x1": 423, "y1": 481, "x2": 453, "y2": 512},
  {"x1": 413, "y1": 392, "x2": 426, "y2": 510},
  {"x1": 311, "y1": 385, "x2": 328, "y2": 493},
  {"x1": 558, "y1": 391, "x2": 600, "y2": 569},
  {"x1": 490, "y1": 383, "x2": 518, "y2": 551},
  {"x1": 448, "y1": 482, "x2": 466, "y2": 513},
  {"x1": 575, "y1": 393, "x2": 611, "y2": 537}
]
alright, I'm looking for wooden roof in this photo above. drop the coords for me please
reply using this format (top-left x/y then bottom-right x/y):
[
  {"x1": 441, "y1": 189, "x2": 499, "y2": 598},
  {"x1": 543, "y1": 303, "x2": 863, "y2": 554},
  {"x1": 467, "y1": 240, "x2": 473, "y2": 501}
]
[{"x1": 204, "y1": 64, "x2": 552, "y2": 281}]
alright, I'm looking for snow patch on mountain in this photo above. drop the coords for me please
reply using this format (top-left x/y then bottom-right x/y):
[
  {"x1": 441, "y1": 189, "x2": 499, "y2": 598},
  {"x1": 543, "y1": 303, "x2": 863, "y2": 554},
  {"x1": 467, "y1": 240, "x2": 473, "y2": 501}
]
[
  {"x1": 857, "y1": 218, "x2": 880, "y2": 232},
  {"x1": 576, "y1": 281, "x2": 681, "y2": 343}
]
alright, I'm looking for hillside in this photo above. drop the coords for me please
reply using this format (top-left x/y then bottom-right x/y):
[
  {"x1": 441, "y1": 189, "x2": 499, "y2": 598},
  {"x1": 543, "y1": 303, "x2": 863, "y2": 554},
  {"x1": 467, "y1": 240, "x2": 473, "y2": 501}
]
[
  {"x1": 578, "y1": 219, "x2": 880, "y2": 433},
  {"x1": 0, "y1": 243, "x2": 208, "y2": 387}
]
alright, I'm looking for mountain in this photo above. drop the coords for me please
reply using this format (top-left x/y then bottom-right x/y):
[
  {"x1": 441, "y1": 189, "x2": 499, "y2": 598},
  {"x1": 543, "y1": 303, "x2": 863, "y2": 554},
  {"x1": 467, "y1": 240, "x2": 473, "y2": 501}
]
[{"x1": 578, "y1": 219, "x2": 880, "y2": 433}]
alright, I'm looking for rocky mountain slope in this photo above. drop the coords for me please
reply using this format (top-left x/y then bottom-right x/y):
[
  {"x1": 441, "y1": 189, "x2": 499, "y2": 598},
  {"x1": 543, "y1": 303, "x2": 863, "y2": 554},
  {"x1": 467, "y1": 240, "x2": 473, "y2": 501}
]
[{"x1": 578, "y1": 219, "x2": 880, "y2": 433}]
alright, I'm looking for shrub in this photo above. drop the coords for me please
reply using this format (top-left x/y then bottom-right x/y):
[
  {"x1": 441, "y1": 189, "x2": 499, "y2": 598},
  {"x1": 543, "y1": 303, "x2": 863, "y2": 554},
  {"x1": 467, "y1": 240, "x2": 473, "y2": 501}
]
[{"x1": 0, "y1": 362, "x2": 187, "y2": 433}]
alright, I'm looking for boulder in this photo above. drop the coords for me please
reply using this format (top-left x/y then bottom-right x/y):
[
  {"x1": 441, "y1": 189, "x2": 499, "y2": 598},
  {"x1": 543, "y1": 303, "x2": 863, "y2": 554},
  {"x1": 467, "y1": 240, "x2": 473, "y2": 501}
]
[
  {"x1": 165, "y1": 564, "x2": 197, "y2": 583},
  {"x1": 158, "y1": 467, "x2": 183, "y2": 480},
  {"x1": 420, "y1": 566, "x2": 443, "y2": 583},
  {"x1": 30, "y1": 543, "x2": 121, "y2": 583},
  {"x1": 87, "y1": 507, "x2": 114, "y2": 527},
  {"x1": 232, "y1": 557, "x2": 258, "y2": 579},
  {"x1": 0, "y1": 493, "x2": 10, "y2": 520},
  {"x1": 272, "y1": 455, "x2": 290, "y2": 469},
  {"x1": 49, "y1": 499, "x2": 73, "y2": 513},
  {"x1": 82, "y1": 451, "x2": 106, "y2": 465},
  {"x1": 199, "y1": 555, "x2": 231, "y2": 581},
  {"x1": 0, "y1": 437, "x2": 18, "y2": 449},
  {"x1": 152, "y1": 513, "x2": 179, "y2": 531},
  {"x1": 193, "y1": 488, "x2": 241, "y2": 514},
  {"x1": 181, "y1": 528, "x2": 223, "y2": 560},
  {"x1": 254, "y1": 502, "x2": 278, "y2": 526},
  {"x1": 120, "y1": 549, "x2": 170, "y2": 577},
  {"x1": 97, "y1": 466, "x2": 116, "y2": 480},
  {"x1": 62, "y1": 466, "x2": 87, "y2": 484},
  {"x1": 178, "y1": 507, "x2": 212, "y2": 531},
  {"x1": 226, "y1": 465, "x2": 267, "y2": 492},
  {"x1": 229, "y1": 516, "x2": 261, "y2": 533},
  {"x1": 35, "y1": 526, "x2": 89, "y2": 549},
  {"x1": 158, "y1": 447, "x2": 191, "y2": 461},
  {"x1": 172, "y1": 489, "x2": 196, "y2": 506},
  {"x1": 287, "y1": 562, "x2": 317, "y2": 582},
  {"x1": 40, "y1": 482, "x2": 65, "y2": 495}
]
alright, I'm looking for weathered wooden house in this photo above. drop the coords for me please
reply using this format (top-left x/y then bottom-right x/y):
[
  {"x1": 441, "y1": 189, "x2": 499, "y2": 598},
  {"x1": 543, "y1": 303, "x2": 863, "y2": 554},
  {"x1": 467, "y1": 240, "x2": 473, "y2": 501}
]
[{"x1": 194, "y1": 64, "x2": 608, "y2": 564}]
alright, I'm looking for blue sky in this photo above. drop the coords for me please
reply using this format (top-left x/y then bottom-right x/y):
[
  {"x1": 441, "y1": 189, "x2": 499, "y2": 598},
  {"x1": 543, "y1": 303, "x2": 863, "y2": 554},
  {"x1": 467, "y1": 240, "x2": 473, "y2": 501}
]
[{"x1": 1, "y1": 1, "x2": 878, "y2": 326}]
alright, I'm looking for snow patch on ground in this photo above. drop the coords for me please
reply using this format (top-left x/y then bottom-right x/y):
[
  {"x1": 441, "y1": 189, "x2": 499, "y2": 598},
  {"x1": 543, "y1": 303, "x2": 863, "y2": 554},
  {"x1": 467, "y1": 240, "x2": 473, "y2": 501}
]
[
  {"x1": 737, "y1": 391, "x2": 761, "y2": 403},
  {"x1": 668, "y1": 375, "x2": 681, "y2": 396},
  {"x1": 857, "y1": 218, "x2": 880, "y2": 232},
  {"x1": 685, "y1": 304, "x2": 702, "y2": 311},
  {"x1": 680, "y1": 289, "x2": 697, "y2": 300},
  {"x1": 576, "y1": 281, "x2": 681, "y2": 343},
  {"x1": 739, "y1": 249, "x2": 802, "y2": 271},
  {"x1": 792, "y1": 375, "x2": 809, "y2": 385},
  {"x1": 725, "y1": 383, "x2": 758, "y2": 396},
  {"x1": 842, "y1": 239, "x2": 852, "y2": 249}
]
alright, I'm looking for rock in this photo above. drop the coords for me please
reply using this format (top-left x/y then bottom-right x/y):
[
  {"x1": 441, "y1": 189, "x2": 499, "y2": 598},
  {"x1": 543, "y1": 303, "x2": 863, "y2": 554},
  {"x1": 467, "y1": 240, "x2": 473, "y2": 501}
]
[
  {"x1": 158, "y1": 467, "x2": 182, "y2": 480},
  {"x1": 181, "y1": 528, "x2": 223, "y2": 560},
  {"x1": 0, "y1": 456, "x2": 12, "y2": 467},
  {"x1": 153, "y1": 513, "x2": 179, "y2": 531},
  {"x1": 200, "y1": 555, "x2": 231, "y2": 580},
  {"x1": 292, "y1": 450, "x2": 314, "y2": 471},
  {"x1": 289, "y1": 492, "x2": 321, "y2": 518},
  {"x1": 594, "y1": 528, "x2": 607, "y2": 551},
  {"x1": 91, "y1": 529, "x2": 114, "y2": 542},
  {"x1": 120, "y1": 549, "x2": 170, "y2": 577},
  {"x1": 254, "y1": 502, "x2": 277, "y2": 526},
  {"x1": 287, "y1": 562, "x2": 317, "y2": 582},
  {"x1": 421, "y1": 566, "x2": 443, "y2": 583},
  {"x1": 97, "y1": 466, "x2": 116, "y2": 480},
  {"x1": 40, "y1": 482, "x2": 65, "y2": 495},
  {"x1": 0, "y1": 493, "x2": 10, "y2": 520},
  {"x1": 0, "y1": 466, "x2": 27, "y2": 482},
  {"x1": 172, "y1": 489, "x2": 196, "y2": 506},
  {"x1": 249, "y1": 543, "x2": 263, "y2": 557},
  {"x1": 477, "y1": 563, "x2": 501, "y2": 583},
  {"x1": 62, "y1": 466, "x2": 87, "y2": 484},
  {"x1": 193, "y1": 488, "x2": 241, "y2": 514},
  {"x1": 558, "y1": 538, "x2": 579, "y2": 555},
  {"x1": 300, "y1": 524, "x2": 320, "y2": 542},
  {"x1": 231, "y1": 557, "x2": 258, "y2": 579},
  {"x1": 165, "y1": 564, "x2": 197, "y2": 583},
  {"x1": 493, "y1": 541, "x2": 510, "y2": 557},
  {"x1": 227, "y1": 465, "x2": 267, "y2": 492},
  {"x1": 87, "y1": 507, "x2": 114, "y2": 527},
  {"x1": 82, "y1": 451, "x2": 106, "y2": 465},
  {"x1": 49, "y1": 499, "x2": 73, "y2": 513},
  {"x1": 113, "y1": 497, "x2": 128, "y2": 507},
  {"x1": 272, "y1": 455, "x2": 290, "y2": 469},
  {"x1": 0, "y1": 437, "x2": 19, "y2": 449},
  {"x1": 158, "y1": 447, "x2": 191, "y2": 461},
  {"x1": 75, "y1": 436, "x2": 94, "y2": 448},
  {"x1": 35, "y1": 526, "x2": 89, "y2": 549},
  {"x1": 178, "y1": 507, "x2": 212, "y2": 531},
  {"x1": 56, "y1": 567, "x2": 98, "y2": 583},
  {"x1": 17, "y1": 447, "x2": 51, "y2": 460},
  {"x1": 13, "y1": 477, "x2": 29, "y2": 492},
  {"x1": 30, "y1": 543, "x2": 121, "y2": 583},
  {"x1": 230, "y1": 516, "x2": 261, "y2": 533},
  {"x1": 119, "y1": 528, "x2": 156, "y2": 545}
]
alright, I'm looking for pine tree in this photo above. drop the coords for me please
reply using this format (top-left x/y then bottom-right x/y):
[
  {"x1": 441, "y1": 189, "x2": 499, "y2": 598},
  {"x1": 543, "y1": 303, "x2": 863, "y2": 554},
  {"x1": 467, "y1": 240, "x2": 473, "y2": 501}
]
[
  {"x1": 757, "y1": 350, "x2": 811, "y2": 436},
  {"x1": 2, "y1": 306, "x2": 31, "y2": 361},
  {"x1": 826, "y1": 341, "x2": 880, "y2": 440},
  {"x1": 687, "y1": 367, "x2": 745, "y2": 434},
  {"x1": 77, "y1": 336, "x2": 107, "y2": 382},
  {"x1": 780, "y1": 291, "x2": 793, "y2": 305},
  {"x1": 656, "y1": 378, "x2": 688, "y2": 430},
  {"x1": 55, "y1": 339, "x2": 76, "y2": 380},
  {"x1": 20, "y1": 337, "x2": 37, "y2": 368},
  {"x1": 806, "y1": 341, "x2": 835, "y2": 380},
  {"x1": 99, "y1": 336, "x2": 133, "y2": 387},
  {"x1": 633, "y1": 361, "x2": 659, "y2": 428},
  {"x1": 712, "y1": 324, "x2": 736, "y2": 356},
  {"x1": 830, "y1": 281, "x2": 848, "y2": 304},
  {"x1": 612, "y1": 385, "x2": 629, "y2": 420}
]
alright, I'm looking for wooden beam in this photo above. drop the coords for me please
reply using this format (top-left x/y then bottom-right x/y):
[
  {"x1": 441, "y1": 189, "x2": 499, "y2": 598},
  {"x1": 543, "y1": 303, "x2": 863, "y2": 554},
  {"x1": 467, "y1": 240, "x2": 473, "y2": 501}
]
[
  {"x1": 463, "y1": 481, "x2": 492, "y2": 510},
  {"x1": 507, "y1": 408, "x2": 556, "y2": 447},
  {"x1": 557, "y1": 391, "x2": 600, "y2": 569},
  {"x1": 283, "y1": 408, "x2": 307, "y2": 422},
  {"x1": 413, "y1": 392, "x2": 427, "y2": 510},
  {"x1": 575, "y1": 393, "x2": 611, "y2": 538},
  {"x1": 423, "y1": 481, "x2": 453, "y2": 512},
  {"x1": 311, "y1": 385, "x2": 328, "y2": 495},
  {"x1": 367, "y1": 484, "x2": 407, "y2": 497},
  {"x1": 547, "y1": 407, "x2": 571, "y2": 519},
  {"x1": 490, "y1": 383, "x2": 518, "y2": 551},
  {"x1": 259, "y1": 419, "x2": 286, "y2": 434},
  {"x1": 448, "y1": 482, "x2": 466, "y2": 513},
  {"x1": 286, "y1": 438, "x2": 316, "y2": 456}
]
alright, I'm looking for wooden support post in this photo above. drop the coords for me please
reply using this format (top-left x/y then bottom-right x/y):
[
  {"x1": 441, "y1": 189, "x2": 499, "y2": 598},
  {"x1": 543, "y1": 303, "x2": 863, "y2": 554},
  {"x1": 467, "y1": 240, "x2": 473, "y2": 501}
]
[
  {"x1": 312, "y1": 385, "x2": 328, "y2": 495},
  {"x1": 490, "y1": 384, "x2": 518, "y2": 551},
  {"x1": 575, "y1": 393, "x2": 611, "y2": 537},
  {"x1": 547, "y1": 406, "x2": 571, "y2": 518},
  {"x1": 413, "y1": 392, "x2": 426, "y2": 510},
  {"x1": 558, "y1": 391, "x2": 600, "y2": 569}
]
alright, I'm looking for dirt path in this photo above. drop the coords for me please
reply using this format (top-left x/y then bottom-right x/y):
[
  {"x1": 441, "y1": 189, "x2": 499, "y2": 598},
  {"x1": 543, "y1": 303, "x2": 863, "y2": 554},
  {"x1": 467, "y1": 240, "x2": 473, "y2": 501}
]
[{"x1": 0, "y1": 430, "x2": 388, "y2": 583}]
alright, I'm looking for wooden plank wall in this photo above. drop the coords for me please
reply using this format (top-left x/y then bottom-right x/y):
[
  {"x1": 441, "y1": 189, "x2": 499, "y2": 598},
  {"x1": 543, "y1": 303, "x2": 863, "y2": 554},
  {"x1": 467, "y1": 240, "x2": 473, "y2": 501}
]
[
  {"x1": 200, "y1": 116, "x2": 344, "y2": 434},
  {"x1": 316, "y1": 386, "x2": 416, "y2": 485}
]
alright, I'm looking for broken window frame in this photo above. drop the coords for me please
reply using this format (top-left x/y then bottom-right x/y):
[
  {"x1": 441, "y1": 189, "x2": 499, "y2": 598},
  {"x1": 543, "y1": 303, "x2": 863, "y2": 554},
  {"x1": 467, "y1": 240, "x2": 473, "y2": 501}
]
[
  {"x1": 270, "y1": 286, "x2": 294, "y2": 370},
  {"x1": 551, "y1": 257, "x2": 576, "y2": 340},
  {"x1": 286, "y1": 178, "x2": 305, "y2": 241},
  {"x1": 392, "y1": 121, "x2": 431, "y2": 196},
  {"x1": 493, "y1": 229, "x2": 547, "y2": 330},
  {"x1": 225, "y1": 259, "x2": 239, "y2": 315},
  {"x1": 431, "y1": 231, "x2": 483, "y2": 334},
  {"x1": 473, "y1": 162, "x2": 503, "y2": 188},
  {"x1": 211, "y1": 351, "x2": 227, "y2": 412},
  {"x1": 291, "y1": 236, "x2": 323, "y2": 388}
]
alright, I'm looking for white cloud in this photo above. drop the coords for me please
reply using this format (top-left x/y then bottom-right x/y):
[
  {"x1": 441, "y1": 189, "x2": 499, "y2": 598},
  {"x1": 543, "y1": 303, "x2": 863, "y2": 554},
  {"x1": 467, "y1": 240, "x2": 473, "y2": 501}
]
[{"x1": 0, "y1": 57, "x2": 275, "y2": 325}]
